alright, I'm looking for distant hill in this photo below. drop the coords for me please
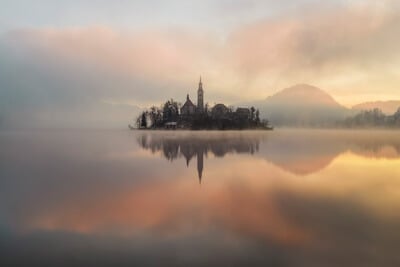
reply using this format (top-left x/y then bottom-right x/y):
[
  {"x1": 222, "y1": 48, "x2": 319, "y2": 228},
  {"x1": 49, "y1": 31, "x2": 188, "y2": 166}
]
[
  {"x1": 241, "y1": 84, "x2": 350, "y2": 127},
  {"x1": 352, "y1": 101, "x2": 400, "y2": 115}
]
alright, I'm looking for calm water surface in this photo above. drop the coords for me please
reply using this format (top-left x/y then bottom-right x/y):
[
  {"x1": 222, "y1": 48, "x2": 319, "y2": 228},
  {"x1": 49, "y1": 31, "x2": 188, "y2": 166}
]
[{"x1": 0, "y1": 129, "x2": 400, "y2": 266}]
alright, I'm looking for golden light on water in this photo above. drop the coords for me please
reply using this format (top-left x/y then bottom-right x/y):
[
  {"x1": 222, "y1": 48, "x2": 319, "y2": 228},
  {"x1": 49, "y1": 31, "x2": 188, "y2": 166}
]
[{"x1": 14, "y1": 131, "x2": 400, "y2": 249}]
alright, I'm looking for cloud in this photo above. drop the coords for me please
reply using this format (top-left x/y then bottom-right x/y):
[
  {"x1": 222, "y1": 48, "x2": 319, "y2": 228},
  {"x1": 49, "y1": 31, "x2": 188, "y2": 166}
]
[
  {"x1": 1, "y1": 1, "x2": 400, "y2": 128},
  {"x1": 225, "y1": 2, "x2": 400, "y2": 94},
  {"x1": 0, "y1": 27, "x2": 221, "y2": 128}
]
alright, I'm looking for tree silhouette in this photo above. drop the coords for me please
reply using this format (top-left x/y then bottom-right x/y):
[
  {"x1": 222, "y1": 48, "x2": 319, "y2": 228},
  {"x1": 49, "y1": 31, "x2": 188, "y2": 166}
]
[
  {"x1": 343, "y1": 107, "x2": 400, "y2": 128},
  {"x1": 134, "y1": 99, "x2": 272, "y2": 130},
  {"x1": 140, "y1": 112, "x2": 147, "y2": 128}
]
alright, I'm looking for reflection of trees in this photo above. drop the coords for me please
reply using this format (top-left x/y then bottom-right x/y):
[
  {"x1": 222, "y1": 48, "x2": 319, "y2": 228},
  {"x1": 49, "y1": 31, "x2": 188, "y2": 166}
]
[
  {"x1": 137, "y1": 130, "x2": 400, "y2": 178},
  {"x1": 259, "y1": 130, "x2": 400, "y2": 175},
  {"x1": 137, "y1": 133, "x2": 261, "y2": 181},
  {"x1": 349, "y1": 134, "x2": 400, "y2": 158}
]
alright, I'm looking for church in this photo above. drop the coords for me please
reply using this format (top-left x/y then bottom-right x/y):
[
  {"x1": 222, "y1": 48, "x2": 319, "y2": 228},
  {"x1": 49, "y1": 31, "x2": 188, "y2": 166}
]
[
  {"x1": 180, "y1": 77, "x2": 204, "y2": 116},
  {"x1": 133, "y1": 76, "x2": 271, "y2": 130}
]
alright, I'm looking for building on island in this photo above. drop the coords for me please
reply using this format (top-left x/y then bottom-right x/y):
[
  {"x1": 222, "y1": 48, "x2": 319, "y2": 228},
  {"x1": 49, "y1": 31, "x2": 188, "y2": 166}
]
[
  {"x1": 197, "y1": 77, "x2": 204, "y2": 113},
  {"x1": 182, "y1": 77, "x2": 248, "y2": 121},
  {"x1": 180, "y1": 77, "x2": 205, "y2": 115},
  {"x1": 134, "y1": 76, "x2": 271, "y2": 130},
  {"x1": 181, "y1": 94, "x2": 196, "y2": 115}
]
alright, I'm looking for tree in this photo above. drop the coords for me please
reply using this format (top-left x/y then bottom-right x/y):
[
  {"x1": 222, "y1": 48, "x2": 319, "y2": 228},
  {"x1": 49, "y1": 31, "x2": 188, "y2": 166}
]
[
  {"x1": 342, "y1": 108, "x2": 400, "y2": 128},
  {"x1": 148, "y1": 106, "x2": 163, "y2": 128},
  {"x1": 135, "y1": 115, "x2": 141, "y2": 128},
  {"x1": 141, "y1": 112, "x2": 147, "y2": 128},
  {"x1": 135, "y1": 99, "x2": 270, "y2": 130},
  {"x1": 163, "y1": 99, "x2": 179, "y2": 122},
  {"x1": 250, "y1": 106, "x2": 255, "y2": 121},
  {"x1": 205, "y1": 103, "x2": 210, "y2": 115},
  {"x1": 255, "y1": 109, "x2": 260, "y2": 124},
  {"x1": 388, "y1": 107, "x2": 400, "y2": 127}
]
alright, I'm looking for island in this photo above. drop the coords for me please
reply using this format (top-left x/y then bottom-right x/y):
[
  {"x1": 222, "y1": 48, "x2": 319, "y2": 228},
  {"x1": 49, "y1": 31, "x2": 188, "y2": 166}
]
[{"x1": 130, "y1": 77, "x2": 273, "y2": 130}]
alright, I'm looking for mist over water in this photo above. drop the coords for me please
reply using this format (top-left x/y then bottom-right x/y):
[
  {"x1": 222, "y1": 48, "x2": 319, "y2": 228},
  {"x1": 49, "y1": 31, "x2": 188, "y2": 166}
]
[{"x1": 1, "y1": 129, "x2": 400, "y2": 267}]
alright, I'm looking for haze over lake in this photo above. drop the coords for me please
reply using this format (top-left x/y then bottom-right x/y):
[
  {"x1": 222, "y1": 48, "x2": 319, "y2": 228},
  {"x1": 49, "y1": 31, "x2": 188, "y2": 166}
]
[
  {"x1": 1, "y1": 129, "x2": 399, "y2": 267},
  {"x1": 2, "y1": 0, "x2": 400, "y2": 266}
]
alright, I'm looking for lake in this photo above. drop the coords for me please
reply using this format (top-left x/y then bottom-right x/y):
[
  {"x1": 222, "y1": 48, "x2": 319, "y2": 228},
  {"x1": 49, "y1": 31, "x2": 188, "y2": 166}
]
[{"x1": 0, "y1": 129, "x2": 399, "y2": 267}]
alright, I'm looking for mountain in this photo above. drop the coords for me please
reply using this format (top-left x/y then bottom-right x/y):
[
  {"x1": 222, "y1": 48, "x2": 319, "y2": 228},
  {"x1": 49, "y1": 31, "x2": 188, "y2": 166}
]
[
  {"x1": 352, "y1": 101, "x2": 400, "y2": 115},
  {"x1": 242, "y1": 84, "x2": 350, "y2": 127}
]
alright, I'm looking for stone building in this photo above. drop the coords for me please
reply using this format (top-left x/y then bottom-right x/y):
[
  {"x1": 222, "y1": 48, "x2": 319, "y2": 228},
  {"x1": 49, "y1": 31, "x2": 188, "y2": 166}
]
[
  {"x1": 181, "y1": 77, "x2": 205, "y2": 115},
  {"x1": 181, "y1": 94, "x2": 196, "y2": 116},
  {"x1": 197, "y1": 77, "x2": 204, "y2": 113}
]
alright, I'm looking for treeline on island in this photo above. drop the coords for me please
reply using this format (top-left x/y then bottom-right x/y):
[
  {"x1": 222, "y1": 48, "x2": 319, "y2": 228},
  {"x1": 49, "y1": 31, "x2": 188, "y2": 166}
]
[
  {"x1": 134, "y1": 99, "x2": 272, "y2": 130},
  {"x1": 133, "y1": 99, "x2": 400, "y2": 130},
  {"x1": 341, "y1": 108, "x2": 400, "y2": 128}
]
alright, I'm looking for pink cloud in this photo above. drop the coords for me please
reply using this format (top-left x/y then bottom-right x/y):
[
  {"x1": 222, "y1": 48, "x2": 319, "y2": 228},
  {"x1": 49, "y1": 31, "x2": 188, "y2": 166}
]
[{"x1": 1, "y1": 1, "x2": 400, "y2": 129}]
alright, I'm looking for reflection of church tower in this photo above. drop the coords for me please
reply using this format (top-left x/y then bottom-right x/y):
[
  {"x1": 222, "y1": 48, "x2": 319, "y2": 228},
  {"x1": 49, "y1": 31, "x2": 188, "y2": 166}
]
[
  {"x1": 181, "y1": 146, "x2": 194, "y2": 167},
  {"x1": 197, "y1": 150, "x2": 204, "y2": 183},
  {"x1": 197, "y1": 76, "x2": 204, "y2": 113}
]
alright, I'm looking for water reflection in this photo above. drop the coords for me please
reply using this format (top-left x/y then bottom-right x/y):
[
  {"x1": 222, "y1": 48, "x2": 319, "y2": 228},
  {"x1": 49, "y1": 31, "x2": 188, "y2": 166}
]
[
  {"x1": 137, "y1": 130, "x2": 400, "y2": 177},
  {"x1": 1, "y1": 129, "x2": 400, "y2": 266},
  {"x1": 137, "y1": 132, "x2": 261, "y2": 182}
]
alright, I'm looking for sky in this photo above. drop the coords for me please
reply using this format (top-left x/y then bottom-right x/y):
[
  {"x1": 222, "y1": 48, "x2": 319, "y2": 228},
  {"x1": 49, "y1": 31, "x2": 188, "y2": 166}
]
[{"x1": 0, "y1": 0, "x2": 400, "y2": 128}]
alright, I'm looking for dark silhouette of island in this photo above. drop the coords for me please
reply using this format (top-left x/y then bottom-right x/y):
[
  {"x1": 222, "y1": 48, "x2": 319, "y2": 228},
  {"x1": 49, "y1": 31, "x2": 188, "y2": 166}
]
[
  {"x1": 131, "y1": 77, "x2": 272, "y2": 130},
  {"x1": 129, "y1": 81, "x2": 400, "y2": 129}
]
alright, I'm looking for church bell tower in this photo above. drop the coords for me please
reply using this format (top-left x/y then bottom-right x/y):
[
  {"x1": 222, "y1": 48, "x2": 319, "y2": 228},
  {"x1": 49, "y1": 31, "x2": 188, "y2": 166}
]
[{"x1": 197, "y1": 76, "x2": 204, "y2": 113}]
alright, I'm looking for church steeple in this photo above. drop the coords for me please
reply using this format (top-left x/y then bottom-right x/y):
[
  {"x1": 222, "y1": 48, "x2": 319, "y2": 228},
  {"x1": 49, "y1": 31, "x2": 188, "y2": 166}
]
[
  {"x1": 197, "y1": 76, "x2": 204, "y2": 113},
  {"x1": 199, "y1": 76, "x2": 203, "y2": 90},
  {"x1": 197, "y1": 150, "x2": 203, "y2": 183}
]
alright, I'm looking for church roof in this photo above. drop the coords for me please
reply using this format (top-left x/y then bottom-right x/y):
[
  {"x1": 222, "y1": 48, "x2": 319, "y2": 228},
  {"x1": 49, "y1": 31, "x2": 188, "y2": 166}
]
[{"x1": 182, "y1": 96, "x2": 196, "y2": 108}]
